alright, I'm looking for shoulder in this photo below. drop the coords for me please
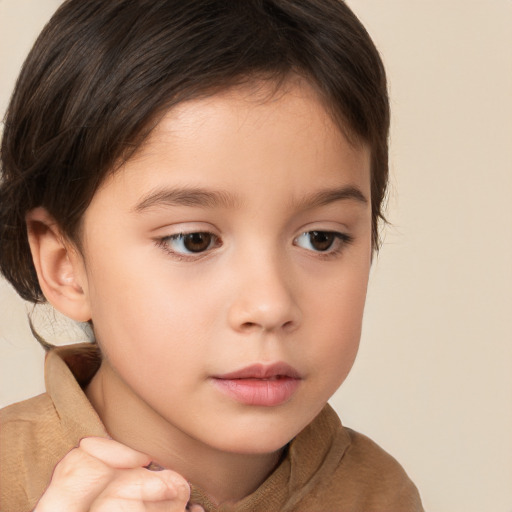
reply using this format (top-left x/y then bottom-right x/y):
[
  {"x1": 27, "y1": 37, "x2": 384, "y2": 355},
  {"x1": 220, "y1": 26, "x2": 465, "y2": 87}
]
[
  {"x1": 1, "y1": 392, "x2": 54, "y2": 424},
  {"x1": 0, "y1": 394, "x2": 72, "y2": 512},
  {"x1": 345, "y1": 427, "x2": 420, "y2": 487},
  {"x1": 0, "y1": 392, "x2": 70, "y2": 448},
  {"x1": 1, "y1": 392, "x2": 66, "y2": 457},
  {"x1": 289, "y1": 406, "x2": 424, "y2": 511},
  {"x1": 0, "y1": 345, "x2": 108, "y2": 511},
  {"x1": 329, "y1": 426, "x2": 424, "y2": 511}
]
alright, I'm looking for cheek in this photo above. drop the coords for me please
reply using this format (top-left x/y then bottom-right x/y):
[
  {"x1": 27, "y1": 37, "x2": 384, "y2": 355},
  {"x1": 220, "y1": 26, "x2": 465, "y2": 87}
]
[
  {"x1": 84, "y1": 249, "x2": 215, "y2": 374},
  {"x1": 304, "y1": 262, "x2": 369, "y2": 387},
  {"x1": 311, "y1": 301, "x2": 362, "y2": 380}
]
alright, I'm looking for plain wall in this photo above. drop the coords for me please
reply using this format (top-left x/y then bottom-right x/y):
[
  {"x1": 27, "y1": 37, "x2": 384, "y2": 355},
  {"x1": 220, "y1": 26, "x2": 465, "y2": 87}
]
[{"x1": 1, "y1": 1, "x2": 511, "y2": 511}]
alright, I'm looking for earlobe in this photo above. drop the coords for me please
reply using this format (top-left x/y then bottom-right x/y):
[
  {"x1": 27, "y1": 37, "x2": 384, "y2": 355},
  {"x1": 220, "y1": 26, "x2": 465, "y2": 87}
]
[{"x1": 26, "y1": 207, "x2": 91, "y2": 322}]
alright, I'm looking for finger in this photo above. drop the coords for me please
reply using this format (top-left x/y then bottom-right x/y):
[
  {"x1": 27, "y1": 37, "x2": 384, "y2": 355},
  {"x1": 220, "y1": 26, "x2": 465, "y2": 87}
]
[
  {"x1": 154, "y1": 469, "x2": 191, "y2": 503},
  {"x1": 97, "y1": 468, "x2": 180, "y2": 501},
  {"x1": 79, "y1": 437, "x2": 152, "y2": 469},
  {"x1": 91, "y1": 497, "x2": 191, "y2": 512},
  {"x1": 187, "y1": 504, "x2": 205, "y2": 512},
  {"x1": 96, "y1": 467, "x2": 190, "y2": 505},
  {"x1": 90, "y1": 496, "x2": 146, "y2": 512},
  {"x1": 35, "y1": 447, "x2": 114, "y2": 512}
]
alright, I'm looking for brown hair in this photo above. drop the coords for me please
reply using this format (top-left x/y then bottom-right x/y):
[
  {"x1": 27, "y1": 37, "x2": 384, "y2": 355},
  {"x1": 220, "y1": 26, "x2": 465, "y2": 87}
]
[{"x1": 0, "y1": 0, "x2": 389, "y2": 303}]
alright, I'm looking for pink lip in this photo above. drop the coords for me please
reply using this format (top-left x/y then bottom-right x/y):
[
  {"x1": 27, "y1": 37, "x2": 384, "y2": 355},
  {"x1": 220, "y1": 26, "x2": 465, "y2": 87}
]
[{"x1": 211, "y1": 363, "x2": 302, "y2": 407}]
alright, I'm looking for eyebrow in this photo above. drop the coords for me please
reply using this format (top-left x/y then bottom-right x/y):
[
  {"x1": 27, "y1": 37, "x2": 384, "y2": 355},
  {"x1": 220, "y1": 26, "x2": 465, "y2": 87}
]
[
  {"x1": 291, "y1": 186, "x2": 368, "y2": 210},
  {"x1": 133, "y1": 186, "x2": 240, "y2": 212},
  {"x1": 133, "y1": 184, "x2": 368, "y2": 213}
]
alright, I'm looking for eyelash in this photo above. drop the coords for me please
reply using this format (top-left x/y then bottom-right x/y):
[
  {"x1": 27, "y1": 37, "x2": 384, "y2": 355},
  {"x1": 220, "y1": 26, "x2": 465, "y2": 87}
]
[
  {"x1": 155, "y1": 230, "x2": 353, "y2": 261},
  {"x1": 155, "y1": 232, "x2": 221, "y2": 261},
  {"x1": 294, "y1": 231, "x2": 353, "y2": 259}
]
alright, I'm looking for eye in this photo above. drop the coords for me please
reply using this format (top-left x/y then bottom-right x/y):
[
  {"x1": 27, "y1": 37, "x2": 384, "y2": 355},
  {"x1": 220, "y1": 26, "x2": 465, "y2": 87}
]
[
  {"x1": 294, "y1": 231, "x2": 352, "y2": 253},
  {"x1": 160, "y1": 232, "x2": 219, "y2": 255}
]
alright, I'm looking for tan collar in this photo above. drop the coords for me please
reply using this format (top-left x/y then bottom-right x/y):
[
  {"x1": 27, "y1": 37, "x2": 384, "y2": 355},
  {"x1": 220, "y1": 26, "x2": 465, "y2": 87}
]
[
  {"x1": 45, "y1": 343, "x2": 108, "y2": 442},
  {"x1": 45, "y1": 344, "x2": 350, "y2": 512}
]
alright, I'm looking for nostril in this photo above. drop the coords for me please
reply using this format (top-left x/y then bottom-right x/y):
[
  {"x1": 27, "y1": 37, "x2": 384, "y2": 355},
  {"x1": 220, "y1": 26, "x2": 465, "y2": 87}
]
[
  {"x1": 241, "y1": 321, "x2": 258, "y2": 331},
  {"x1": 228, "y1": 293, "x2": 302, "y2": 333},
  {"x1": 282, "y1": 320, "x2": 294, "y2": 330},
  {"x1": 240, "y1": 319, "x2": 296, "y2": 333}
]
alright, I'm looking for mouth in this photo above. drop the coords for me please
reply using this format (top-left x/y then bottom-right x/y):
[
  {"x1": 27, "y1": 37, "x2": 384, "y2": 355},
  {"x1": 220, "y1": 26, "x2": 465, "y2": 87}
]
[{"x1": 211, "y1": 363, "x2": 302, "y2": 407}]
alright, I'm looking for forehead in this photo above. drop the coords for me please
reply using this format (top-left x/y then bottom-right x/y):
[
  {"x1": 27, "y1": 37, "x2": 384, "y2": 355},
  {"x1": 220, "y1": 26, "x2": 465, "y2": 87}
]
[{"x1": 91, "y1": 78, "x2": 371, "y2": 211}]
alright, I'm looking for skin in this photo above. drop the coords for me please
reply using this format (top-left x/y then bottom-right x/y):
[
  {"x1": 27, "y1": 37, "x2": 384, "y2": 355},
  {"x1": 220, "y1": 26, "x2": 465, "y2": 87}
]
[
  {"x1": 28, "y1": 77, "x2": 372, "y2": 507},
  {"x1": 34, "y1": 437, "x2": 201, "y2": 512}
]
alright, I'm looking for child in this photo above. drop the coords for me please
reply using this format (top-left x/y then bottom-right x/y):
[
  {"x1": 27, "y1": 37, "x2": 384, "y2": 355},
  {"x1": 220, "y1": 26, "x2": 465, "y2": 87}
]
[{"x1": 0, "y1": 0, "x2": 424, "y2": 510}]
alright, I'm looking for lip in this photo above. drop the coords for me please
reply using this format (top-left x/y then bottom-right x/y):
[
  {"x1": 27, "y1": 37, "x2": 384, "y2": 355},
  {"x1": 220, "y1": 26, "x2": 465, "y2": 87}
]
[{"x1": 211, "y1": 363, "x2": 302, "y2": 407}]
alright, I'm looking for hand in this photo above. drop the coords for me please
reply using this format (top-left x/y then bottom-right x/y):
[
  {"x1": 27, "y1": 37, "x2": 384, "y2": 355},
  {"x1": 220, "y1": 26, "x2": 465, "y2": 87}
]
[{"x1": 34, "y1": 437, "x2": 204, "y2": 512}]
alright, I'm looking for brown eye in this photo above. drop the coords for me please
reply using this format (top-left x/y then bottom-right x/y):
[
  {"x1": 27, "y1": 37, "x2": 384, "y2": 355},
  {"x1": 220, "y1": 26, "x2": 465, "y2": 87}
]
[
  {"x1": 294, "y1": 230, "x2": 351, "y2": 254},
  {"x1": 161, "y1": 232, "x2": 218, "y2": 256},
  {"x1": 182, "y1": 232, "x2": 213, "y2": 252},
  {"x1": 308, "y1": 231, "x2": 335, "y2": 251}
]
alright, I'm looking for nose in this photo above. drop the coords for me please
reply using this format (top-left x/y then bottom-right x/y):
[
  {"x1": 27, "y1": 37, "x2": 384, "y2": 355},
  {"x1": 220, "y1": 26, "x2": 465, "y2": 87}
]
[{"x1": 227, "y1": 253, "x2": 302, "y2": 334}]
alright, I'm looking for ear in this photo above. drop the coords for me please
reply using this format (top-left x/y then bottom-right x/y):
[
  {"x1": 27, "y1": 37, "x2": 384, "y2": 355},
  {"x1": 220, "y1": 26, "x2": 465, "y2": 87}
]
[{"x1": 26, "y1": 207, "x2": 91, "y2": 322}]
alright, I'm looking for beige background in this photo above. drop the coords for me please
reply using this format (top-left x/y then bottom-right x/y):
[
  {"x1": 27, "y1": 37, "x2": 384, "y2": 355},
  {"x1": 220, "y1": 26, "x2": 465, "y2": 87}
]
[{"x1": 1, "y1": 1, "x2": 511, "y2": 510}]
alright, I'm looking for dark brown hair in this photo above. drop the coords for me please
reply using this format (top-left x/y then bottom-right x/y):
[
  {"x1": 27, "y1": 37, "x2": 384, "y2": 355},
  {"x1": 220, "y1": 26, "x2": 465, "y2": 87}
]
[{"x1": 0, "y1": 0, "x2": 389, "y2": 303}]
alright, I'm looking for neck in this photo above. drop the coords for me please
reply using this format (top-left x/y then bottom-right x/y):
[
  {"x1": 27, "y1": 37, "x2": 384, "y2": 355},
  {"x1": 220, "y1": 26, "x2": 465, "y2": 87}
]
[{"x1": 85, "y1": 361, "x2": 283, "y2": 505}]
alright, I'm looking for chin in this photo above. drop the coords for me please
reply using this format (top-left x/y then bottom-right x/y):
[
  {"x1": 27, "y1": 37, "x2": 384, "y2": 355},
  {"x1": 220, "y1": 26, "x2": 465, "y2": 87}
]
[
  {"x1": 219, "y1": 436, "x2": 292, "y2": 455},
  {"x1": 204, "y1": 416, "x2": 309, "y2": 455}
]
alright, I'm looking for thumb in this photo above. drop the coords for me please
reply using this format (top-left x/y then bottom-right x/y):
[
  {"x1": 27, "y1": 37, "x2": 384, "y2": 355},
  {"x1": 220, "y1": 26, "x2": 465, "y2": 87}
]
[{"x1": 187, "y1": 504, "x2": 205, "y2": 512}]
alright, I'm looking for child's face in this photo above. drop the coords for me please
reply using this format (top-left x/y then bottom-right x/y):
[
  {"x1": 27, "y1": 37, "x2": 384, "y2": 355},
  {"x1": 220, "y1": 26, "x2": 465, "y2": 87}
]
[{"x1": 77, "y1": 79, "x2": 372, "y2": 454}]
